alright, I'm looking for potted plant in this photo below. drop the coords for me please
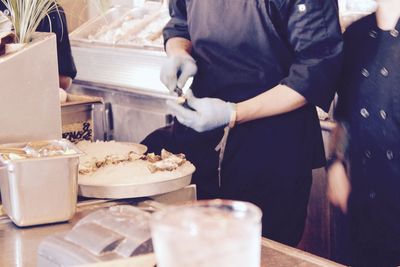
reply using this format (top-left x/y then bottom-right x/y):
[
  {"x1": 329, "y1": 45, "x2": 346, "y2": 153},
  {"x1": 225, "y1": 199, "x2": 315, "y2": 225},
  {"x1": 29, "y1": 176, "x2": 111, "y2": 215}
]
[
  {"x1": 0, "y1": 0, "x2": 62, "y2": 54},
  {"x1": 0, "y1": 0, "x2": 65, "y2": 143}
]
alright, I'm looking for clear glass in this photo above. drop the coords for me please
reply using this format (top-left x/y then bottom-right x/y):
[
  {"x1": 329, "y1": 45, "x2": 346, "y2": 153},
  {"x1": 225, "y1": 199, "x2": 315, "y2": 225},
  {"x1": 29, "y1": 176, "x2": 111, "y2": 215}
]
[{"x1": 151, "y1": 199, "x2": 262, "y2": 267}]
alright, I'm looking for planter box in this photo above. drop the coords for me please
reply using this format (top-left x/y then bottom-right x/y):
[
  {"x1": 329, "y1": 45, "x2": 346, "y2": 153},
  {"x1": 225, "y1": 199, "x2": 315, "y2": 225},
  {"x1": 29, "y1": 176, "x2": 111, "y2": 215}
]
[{"x1": 0, "y1": 32, "x2": 61, "y2": 144}]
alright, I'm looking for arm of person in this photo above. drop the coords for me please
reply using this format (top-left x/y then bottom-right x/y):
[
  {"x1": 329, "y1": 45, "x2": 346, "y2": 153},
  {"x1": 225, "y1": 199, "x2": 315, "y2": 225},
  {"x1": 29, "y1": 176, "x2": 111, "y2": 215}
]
[
  {"x1": 165, "y1": 37, "x2": 192, "y2": 57},
  {"x1": 37, "y1": 6, "x2": 77, "y2": 90},
  {"x1": 160, "y1": 0, "x2": 198, "y2": 91},
  {"x1": 59, "y1": 75, "x2": 72, "y2": 90},
  {"x1": 326, "y1": 19, "x2": 356, "y2": 214},
  {"x1": 326, "y1": 122, "x2": 351, "y2": 213},
  {"x1": 236, "y1": 84, "x2": 306, "y2": 123}
]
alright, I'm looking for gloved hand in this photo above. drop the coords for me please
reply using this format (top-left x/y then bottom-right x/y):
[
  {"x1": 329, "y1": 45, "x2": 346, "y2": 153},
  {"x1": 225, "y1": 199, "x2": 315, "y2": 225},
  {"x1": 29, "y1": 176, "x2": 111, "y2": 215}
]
[
  {"x1": 167, "y1": 90, "x2": 236, "y2": 132},
  {"x1": 160, "y1": 55, "x2": 197, "y2": 93}
]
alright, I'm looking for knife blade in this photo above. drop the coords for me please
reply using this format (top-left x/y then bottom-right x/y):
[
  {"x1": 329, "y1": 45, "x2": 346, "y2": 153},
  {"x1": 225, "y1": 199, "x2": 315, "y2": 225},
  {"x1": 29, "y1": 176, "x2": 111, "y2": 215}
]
[
  {"x1": 172, "y1": 77, "x2": 195, "y2": 110},
  {"x1": 173, "y1": 86, "x2": 183, "y2": 97},
  {"x1": 173, "y1": 89, "x2": 195, "y2": 111}
]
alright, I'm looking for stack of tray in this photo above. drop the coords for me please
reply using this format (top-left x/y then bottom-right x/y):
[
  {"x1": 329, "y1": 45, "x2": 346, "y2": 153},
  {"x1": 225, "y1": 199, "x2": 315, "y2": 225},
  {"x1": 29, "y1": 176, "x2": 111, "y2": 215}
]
[{"x1": 70, "y1": 3, "x2": 169, "y2": 93}]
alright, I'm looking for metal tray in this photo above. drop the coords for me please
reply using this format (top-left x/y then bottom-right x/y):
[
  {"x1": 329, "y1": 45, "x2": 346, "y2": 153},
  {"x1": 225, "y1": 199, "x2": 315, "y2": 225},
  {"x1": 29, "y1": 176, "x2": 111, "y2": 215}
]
[
  {"x1": 78, "y1": 162, "x2": 195, "y2": 199},
  {"x1": 69, "y1": 4, "x2": 169, "y2": 92},
  {"x1": 70, "y1": 4, "x2": 167, "y2": 51}
]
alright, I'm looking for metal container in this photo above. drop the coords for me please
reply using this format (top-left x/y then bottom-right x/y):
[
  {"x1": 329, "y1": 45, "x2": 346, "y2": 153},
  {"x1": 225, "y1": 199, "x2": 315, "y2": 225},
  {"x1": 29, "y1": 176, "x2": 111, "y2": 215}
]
[
  {"x1": 69, "y1": 4, "x2": 169, "y2": 93},
  {"x1": 0, "y1": 140, "x2": 82, "y2": 227},
  {"x1": 61, "y1": 94, "x2": 108, "y2": 142},
  {"x1": 70, "y1": 3, "x2": 167, "y2": 50}
]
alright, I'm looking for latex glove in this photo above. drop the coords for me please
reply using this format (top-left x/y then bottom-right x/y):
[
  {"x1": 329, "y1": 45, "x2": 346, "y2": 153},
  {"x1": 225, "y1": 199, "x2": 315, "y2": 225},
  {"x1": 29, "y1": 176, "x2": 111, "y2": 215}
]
[
  {"x1": 327, "y1": 161, "x2": 351, "y2": 213},
  {"x1": 160, "y1": 55, "x2": 197, "y2": 93},
  {"x1": 167, "y1": 90, "x2": 235, "y2": 132}
]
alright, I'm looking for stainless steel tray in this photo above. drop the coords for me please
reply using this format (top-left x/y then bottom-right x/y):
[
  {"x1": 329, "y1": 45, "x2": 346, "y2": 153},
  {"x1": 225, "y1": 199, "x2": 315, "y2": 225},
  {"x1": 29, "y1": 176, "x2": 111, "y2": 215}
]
[
  {"x1": 78, "y1": 162, "x2": 195, "y2": 199},
  {"x1": 69, "y1": 3, "x2": 170, "y2": 91},
  {"x1": 76, "y1": 141, "x2": 195, "y2": 199},
  {"x1": 70, "y1": 4, "x2": 168, "y2": 51}
]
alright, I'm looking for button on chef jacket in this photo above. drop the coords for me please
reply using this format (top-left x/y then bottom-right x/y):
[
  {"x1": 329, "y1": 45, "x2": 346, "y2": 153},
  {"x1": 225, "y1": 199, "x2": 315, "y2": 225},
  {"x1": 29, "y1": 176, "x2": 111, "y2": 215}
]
[
  {"x1": 336, "y1": 14, "x2": 400, "y2": 250},
  {"x1": 143, "y1": 0, "x2": 343, "y2": 246},
  {"x1": 0, "y1": 3, "x2": 77, "y2": 79}
]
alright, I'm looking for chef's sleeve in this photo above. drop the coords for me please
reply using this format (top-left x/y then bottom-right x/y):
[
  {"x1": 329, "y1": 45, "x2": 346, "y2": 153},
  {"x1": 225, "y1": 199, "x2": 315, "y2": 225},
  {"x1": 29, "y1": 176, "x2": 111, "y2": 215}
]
[
  {"x1": 163, "y1": 0, "x2": 190, "y2": 45},
  {"x1": 279, "y1": 0, "x2": 343, "y2": 112},
  {"x1": 37, "y1": 6, "x2": 77, "y2": 79}
]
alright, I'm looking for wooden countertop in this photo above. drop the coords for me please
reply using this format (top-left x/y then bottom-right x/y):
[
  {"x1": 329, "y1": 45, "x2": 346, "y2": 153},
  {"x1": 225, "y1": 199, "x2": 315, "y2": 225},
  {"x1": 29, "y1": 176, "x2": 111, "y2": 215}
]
[
  {"x1": 261, "y1": 239, "x2": 344, "y2": 267},
  {"x1": 77, "y1": 238, "x2": 345, "y2": 267}
]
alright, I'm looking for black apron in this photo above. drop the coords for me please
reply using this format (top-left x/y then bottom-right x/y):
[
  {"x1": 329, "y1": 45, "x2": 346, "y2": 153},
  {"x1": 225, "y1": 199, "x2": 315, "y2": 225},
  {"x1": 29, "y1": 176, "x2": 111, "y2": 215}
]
[{"x1": 143, "y1": 0, "x2": 327, "y2": 246}]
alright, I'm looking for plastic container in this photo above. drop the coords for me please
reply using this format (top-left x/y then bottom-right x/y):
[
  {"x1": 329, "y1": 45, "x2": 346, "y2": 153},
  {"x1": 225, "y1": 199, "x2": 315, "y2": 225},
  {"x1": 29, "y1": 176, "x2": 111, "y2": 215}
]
[
  {"x1": 37, "y1": 205, "x2": 154, "y2": 266},
  {"x1": 151, "y1": 199, "x2": 262, "y2": 267}
]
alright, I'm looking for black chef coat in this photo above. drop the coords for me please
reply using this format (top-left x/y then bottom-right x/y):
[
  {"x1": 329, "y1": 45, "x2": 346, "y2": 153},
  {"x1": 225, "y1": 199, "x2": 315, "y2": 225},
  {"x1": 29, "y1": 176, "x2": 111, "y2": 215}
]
[
  {"x1": 0, "y1": 3, "x2": 77, "y2": 79},
  {"x1": 143, "y1": 0, "x2": 343, "y2": 246},
  {"x1": 336, "y1": 13, "x2": 400, "y2": 263}
]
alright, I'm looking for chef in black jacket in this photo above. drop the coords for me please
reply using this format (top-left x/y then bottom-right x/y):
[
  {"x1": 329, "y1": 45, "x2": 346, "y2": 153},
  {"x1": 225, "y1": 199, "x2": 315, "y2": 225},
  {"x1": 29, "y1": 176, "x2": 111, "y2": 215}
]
[
  {"x1": 143, "y1": 0, "x2": 343, "y2": 246},
  {"x1": 327, "y1": 1, "x2": 400, "y2": 266},
  {"x1": 0, "y1": 3, "x2": 77, "y2": 89}
]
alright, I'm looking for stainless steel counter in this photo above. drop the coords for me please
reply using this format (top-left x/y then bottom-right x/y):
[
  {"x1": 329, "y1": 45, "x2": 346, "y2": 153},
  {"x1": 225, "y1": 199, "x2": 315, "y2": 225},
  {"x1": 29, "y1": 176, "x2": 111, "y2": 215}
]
[
  {"x1": 0, "y1": 198, "x2": 344, "y2": 267},
  {"x1": 0, "y1": 199, "x2": 135, "y2": 267}
]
